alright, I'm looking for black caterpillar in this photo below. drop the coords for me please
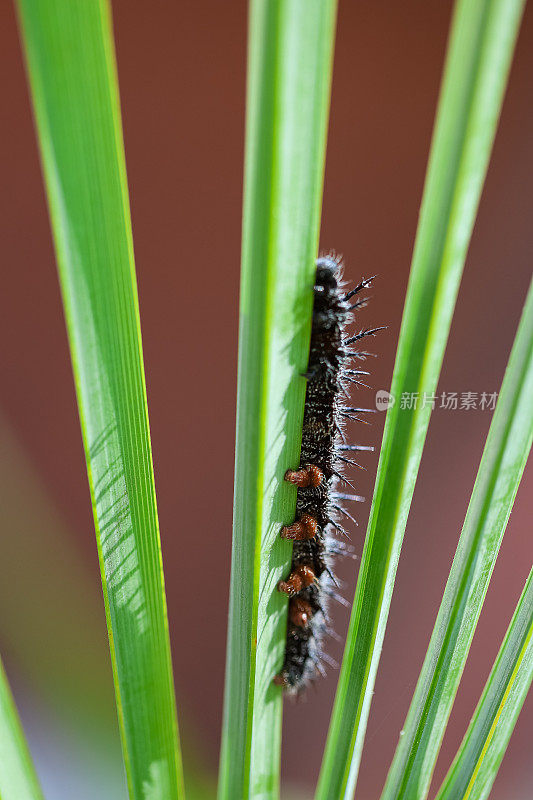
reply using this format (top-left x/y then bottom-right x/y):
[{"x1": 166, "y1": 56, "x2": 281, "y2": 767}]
[{"x1": 274, "y1": 254, "x2": 381, "y2": 693}]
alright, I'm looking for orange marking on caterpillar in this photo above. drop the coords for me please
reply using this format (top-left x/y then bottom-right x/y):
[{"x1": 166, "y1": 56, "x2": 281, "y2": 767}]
[
  {"x1": 289, "y1": 598, "x2": 313, "y2": 627},
  {"x1": 277, "y1": 564, "x2": 316, "y2": 596},
  {"x1": 285, "y1": 464, "x2": 324, "y2": 488},
  {"x1": 280, "y1": 513, "x2": 318, "y2": 541}
]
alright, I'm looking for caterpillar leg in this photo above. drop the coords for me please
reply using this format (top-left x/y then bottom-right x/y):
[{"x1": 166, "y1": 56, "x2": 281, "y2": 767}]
[
  {"x1": 280, "y1": 513, "x2": 318, "y2": 541},
  {"x1": 277, "y1": 564, "x2": 316, "y2": 596},
  {"x1": 285, "y1": 464, "x2": 324, "y2": 488}
]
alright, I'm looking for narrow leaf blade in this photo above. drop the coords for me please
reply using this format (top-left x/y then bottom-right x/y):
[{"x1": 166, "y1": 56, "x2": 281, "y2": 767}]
[
  {"x1": 316, "y1": 2, "x2": 526, "y2": 798},
  {"x1": 0, "y1": 659, "x2": 43, "y2": 800},
  {"x1": 382, "y1": 278, "x2": 533, "y2": 800},
  {"x1": 16, "y1": 1, "x2": 184, "y2": 796},
  {"x1": 435, "y1": 568, "x2": 533, "y2": 800},
  {"x1": 218, "y1": 1, "x2": 337, "y2": 798}
]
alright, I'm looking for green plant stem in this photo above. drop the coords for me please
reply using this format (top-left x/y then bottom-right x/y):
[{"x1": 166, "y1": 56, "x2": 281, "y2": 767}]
[
  {"x1": 435, "y1": 567, "x2": 533, "y2": 800},
  {"x1": 381, "y1": 277, "x2": 533, "y2": 800},
  {"x1": 316, "y1": 2, "x2": 525, "y2": 798},
  {"x1": 16, "y1": 1, "x2": 184, "y2": 797},
  {"x1": 218, "y1": 2, "x2": 337, "y2": 799},
  {"x1": 0, "y1": 659, "x2": 43, "y2": 800}
]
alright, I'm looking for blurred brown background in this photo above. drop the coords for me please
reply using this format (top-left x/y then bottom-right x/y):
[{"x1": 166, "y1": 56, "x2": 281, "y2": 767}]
[{"x1": 1, "y1": 1, "x2": 531, "y2": 798}]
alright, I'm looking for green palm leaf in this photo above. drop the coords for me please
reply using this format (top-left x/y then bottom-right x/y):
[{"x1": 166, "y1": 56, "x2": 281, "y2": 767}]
[
  {"x1": 16, "y1": 1, "x2": 184, "y2": 797},
  {"x1": 218, "y1": 1, "x2": 337, "y2": 798},
  {"x1": 316, "y1": 2, "x2": 526, "y2": 798},
  {"x1": 0, "y1": 659, "x2": 43, "y2": 800},
  {"x1": 435, "y1": 567, "x2": 533, "y2": 800},
  {"x1": 382, "y1": 277, "x2": 533, "y2": 800}
]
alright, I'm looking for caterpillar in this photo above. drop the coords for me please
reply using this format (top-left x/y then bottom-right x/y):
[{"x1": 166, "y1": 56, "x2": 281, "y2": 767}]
[{"x1": 274, "y1": 254, "x2": 381, "y2": 693}]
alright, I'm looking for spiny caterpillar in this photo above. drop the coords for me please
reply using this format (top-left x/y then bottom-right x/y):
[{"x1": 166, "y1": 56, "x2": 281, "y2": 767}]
[{"x1": 274, "y1": 254, "x2": 381, "y2": 693}]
